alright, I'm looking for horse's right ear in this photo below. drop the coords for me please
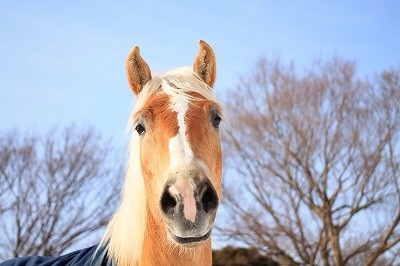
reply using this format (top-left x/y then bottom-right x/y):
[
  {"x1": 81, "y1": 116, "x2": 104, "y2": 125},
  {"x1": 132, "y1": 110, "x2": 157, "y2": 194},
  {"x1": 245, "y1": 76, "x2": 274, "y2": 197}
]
[{"x1": 126, "y1": 46, "x2": 152, "y2": 95}]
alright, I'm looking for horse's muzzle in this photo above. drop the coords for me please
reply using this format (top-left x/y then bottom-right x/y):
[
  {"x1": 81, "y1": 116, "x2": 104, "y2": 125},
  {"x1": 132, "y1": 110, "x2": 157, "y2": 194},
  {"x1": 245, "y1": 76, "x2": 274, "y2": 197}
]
[{"x1": 160, "y1": 173, "x2": 218, "y2": 244}]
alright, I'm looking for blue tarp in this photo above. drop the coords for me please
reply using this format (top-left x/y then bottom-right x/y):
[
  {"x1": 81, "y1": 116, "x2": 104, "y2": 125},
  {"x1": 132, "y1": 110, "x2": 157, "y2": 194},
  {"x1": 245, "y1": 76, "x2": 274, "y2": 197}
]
[{"x1": 0, "y1": 245, "x2": 112, "y2": 266}]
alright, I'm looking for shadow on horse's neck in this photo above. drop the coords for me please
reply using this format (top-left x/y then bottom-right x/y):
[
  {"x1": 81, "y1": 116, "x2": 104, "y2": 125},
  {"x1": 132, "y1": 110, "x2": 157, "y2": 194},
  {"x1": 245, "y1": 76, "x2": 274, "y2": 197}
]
[{"x1": 139, "y1": 206, "x2": 212, "y2": 266}]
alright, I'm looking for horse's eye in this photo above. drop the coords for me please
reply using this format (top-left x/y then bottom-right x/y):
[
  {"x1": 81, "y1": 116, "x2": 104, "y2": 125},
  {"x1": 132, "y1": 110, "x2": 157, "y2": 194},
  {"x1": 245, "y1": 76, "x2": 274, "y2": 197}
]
[
  {"x1": 135, "y1": 124, "x2": 146, "y2": 135},
  {"x1": 212, "y1": 115, "x2": 221, "y2": 128}
]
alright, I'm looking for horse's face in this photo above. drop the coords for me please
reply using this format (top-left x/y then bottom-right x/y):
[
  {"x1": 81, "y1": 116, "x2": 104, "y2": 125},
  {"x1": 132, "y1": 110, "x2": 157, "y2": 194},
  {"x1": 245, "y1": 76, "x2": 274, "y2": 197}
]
[
  {"x1": 128, "y1": 41, "x2": 222, "y2": 246},
  {"x1": 135, "y1": 91, "x2": 222, "y2": 245}
]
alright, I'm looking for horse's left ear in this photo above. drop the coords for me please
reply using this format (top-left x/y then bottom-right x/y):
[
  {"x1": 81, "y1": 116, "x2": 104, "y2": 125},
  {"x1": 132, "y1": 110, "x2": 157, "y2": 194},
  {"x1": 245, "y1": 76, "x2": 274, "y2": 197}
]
[{"x1": 193, "y1": 40, "x2": 216, "y2": 88}]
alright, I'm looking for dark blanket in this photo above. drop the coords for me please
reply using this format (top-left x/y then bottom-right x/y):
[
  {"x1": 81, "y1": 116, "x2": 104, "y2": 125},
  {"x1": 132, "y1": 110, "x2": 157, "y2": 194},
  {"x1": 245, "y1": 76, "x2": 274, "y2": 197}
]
[{"x1": 0, "y1": 245, "x2": 112, "y2": 266}]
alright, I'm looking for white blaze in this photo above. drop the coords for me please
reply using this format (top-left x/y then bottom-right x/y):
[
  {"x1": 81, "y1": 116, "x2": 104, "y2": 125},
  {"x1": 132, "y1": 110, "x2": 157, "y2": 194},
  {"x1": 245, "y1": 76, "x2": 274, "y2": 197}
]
[
  {"x1": 168, "y1": 99, "x2": 194, "y2": 170},
  {"x1": 168, "y1": 98, "x2": 197, "y2": 222}
]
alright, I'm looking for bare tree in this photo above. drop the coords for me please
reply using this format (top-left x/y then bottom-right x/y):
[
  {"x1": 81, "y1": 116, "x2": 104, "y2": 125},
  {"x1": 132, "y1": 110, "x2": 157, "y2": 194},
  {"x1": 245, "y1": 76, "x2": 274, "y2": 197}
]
[
  {"x1": 218, "y1": 58, "x2": 400, "y2": 265},
  {"x1": 0, "y1": 125, "x2": 123, "y2": 260}
]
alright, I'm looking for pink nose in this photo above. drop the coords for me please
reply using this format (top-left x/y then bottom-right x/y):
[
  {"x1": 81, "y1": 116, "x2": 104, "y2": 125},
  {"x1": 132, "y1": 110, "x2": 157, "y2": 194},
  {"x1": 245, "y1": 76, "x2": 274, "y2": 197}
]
[
  {"x1": 160, "y1": 177, "x2": 218, "y2": 223},
  {"x1": 168, "y1": 179, "x2": 197, "y2": 222}
]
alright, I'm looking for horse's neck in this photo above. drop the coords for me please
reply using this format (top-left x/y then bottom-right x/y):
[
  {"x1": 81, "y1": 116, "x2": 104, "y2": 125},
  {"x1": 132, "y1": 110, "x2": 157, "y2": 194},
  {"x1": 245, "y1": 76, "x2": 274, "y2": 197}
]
[{"x1": 139, "y1": 209, "x2": 212, "y2": 266}]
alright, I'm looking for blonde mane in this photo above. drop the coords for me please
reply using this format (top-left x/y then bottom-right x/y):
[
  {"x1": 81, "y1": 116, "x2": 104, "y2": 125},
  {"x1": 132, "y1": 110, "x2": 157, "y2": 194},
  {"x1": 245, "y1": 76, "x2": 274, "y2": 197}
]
[
  {"x1": 133, "y1": 67, "x2": 220, "y2": 114},
  {"x1": 99, "y1": 67, "x2": 221, "y2": 265}
]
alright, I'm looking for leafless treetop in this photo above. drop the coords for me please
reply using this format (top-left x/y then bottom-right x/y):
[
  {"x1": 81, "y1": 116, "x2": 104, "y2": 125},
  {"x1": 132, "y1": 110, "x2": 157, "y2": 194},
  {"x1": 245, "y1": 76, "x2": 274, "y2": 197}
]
[
  {"x1": 218, "y1": 58, "x2": 400, "y2": 266},
  {"x1": 0, "y1": 125, "x2": 123, "y2": 260}
]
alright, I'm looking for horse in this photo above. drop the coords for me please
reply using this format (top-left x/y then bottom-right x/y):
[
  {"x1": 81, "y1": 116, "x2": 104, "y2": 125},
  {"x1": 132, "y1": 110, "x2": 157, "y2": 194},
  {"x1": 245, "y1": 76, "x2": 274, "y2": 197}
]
[
  {"x1": 100, "y1": 39, "x2": 223, "y2": 266},
  {"x1": 0, "y1": 40, "x2": 223, "y2": 266}
]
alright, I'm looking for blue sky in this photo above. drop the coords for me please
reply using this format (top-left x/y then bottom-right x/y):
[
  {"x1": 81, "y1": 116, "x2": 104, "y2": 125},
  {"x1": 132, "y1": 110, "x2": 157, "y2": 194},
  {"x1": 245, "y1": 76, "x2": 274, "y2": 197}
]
[{"x1": 1, "y1": 1, "x2": 399, "y2": 145}]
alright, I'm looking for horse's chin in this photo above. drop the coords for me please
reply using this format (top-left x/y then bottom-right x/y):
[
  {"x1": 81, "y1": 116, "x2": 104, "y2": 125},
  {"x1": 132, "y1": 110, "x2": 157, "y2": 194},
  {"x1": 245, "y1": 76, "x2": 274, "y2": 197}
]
[
  {"x1": 168, "y1": 228, "x2": 212, "y2": 246},
  {"x1": 162, "y1": 202, "x2": 217, "y2": 247}
]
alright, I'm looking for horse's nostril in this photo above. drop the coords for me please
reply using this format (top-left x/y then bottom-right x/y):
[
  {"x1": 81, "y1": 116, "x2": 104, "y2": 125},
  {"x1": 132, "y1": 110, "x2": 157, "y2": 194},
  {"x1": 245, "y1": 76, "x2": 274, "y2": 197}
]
[
  {"x1": 161, "y1": 188, "x2": 177, "y2": 216},
  {"x1": 201, "y1": 182, "x2": 218, "y2": 214}
]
